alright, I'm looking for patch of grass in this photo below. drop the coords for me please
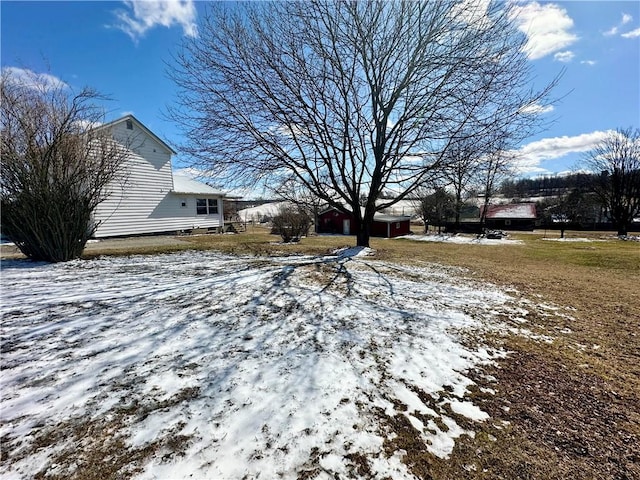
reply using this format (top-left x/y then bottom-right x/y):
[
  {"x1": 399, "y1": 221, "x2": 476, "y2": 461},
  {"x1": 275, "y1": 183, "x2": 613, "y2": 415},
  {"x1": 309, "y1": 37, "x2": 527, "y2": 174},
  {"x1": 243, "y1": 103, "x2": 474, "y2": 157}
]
[
  {"x1": 3, "y1": 387, "x2": 199, "y2": 480},
  {"x1": 370, "y1": 232, "x2": 639, "y2": 479},
  {"x1": 4, "y1": 227, "x2": 638, "y2": 479}
]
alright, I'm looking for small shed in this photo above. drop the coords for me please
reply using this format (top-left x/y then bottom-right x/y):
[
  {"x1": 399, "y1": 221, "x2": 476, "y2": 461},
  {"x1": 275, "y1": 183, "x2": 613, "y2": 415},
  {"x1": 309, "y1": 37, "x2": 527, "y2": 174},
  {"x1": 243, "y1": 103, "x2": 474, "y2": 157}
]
[
  {"x1": 481, "y1": 203, "x2": 538, "y2": 231},
  {"x1": 317, "y1": 208, "x2": 411, "y2": 238}
]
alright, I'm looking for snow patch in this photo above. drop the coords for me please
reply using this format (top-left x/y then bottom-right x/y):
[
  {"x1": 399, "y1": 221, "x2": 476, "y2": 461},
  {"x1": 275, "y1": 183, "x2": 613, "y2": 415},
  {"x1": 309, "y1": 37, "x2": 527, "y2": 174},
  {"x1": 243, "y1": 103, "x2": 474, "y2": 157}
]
[
  {"x1": 449, "y1": 400, "x2": 490, "y2": 421},
  {"x1": 333, "y1": 246, "x2": 376, "y2": 258},
  {"x1": 542, "y1": 237, "x2": 597, "y2": 242},
  {"x1": 0, "y1": 251, "x2": 531, "y2": 479},
  {"x1": 396, "y1": 234, "x2": 523, "y2": 245}
]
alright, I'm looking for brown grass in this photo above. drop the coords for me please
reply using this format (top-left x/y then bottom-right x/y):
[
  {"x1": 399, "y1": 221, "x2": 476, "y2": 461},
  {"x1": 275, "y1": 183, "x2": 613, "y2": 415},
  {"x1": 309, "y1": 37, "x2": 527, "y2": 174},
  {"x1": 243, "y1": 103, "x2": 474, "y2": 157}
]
[
  {"x1": 177, "y1": 227, "x2": 640, "y2": 479},
  {"x1": 375, "y1": 231, "x2": 640, "y2": 480},
  {"x1": 2, "y1": 226, "x2": 638, "y2": 479}
]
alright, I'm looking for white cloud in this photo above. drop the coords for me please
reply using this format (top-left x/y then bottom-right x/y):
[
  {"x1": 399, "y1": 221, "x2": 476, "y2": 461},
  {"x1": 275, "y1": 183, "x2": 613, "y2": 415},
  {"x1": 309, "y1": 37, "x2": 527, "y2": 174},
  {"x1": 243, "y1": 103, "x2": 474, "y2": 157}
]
[
  {"x1": 1, "y1": 67, "x2": 68, "y2": 91},
  {"x1": 553, "y1": 50, "x2": 574, "y2": 63},
  {"x1": 510, "y1": 2, "x2": 578, "y2": 60},
  {"x1": 450, "y1": 0, "x2": 491, "y2": 27},
  {"x1": 519, "y1": 101, "x2": 554, "y2": 115},
  {"x1": 513, "y1": 131, "x2": 611, "y2": 173},
  {"x1": 605, "y1": 12, "x2": 638, "y2": 37},
  {"x1": 580, "y1": 60, "x2": 597, "y2": 66},
  {"x1": 621, "y1": 28, "x2": 640, "y2": 39},
  {"x1": 603, "y1": 26, "x2": 618, "y2": 37},
  {"x1": 114, "y1": 0, "x2": 197, "y2": 42},
  {"x1": 73, "y1": 119, "x2": 103, "y2": 130}
]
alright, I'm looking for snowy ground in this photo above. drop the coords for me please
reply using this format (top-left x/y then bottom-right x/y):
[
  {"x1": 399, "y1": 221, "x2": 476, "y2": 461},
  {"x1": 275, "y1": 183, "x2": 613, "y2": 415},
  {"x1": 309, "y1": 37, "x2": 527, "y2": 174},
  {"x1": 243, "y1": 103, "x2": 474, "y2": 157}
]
[
  {"x1": 396, "y1": 234, "x2": 523, "y2": 245},
  {"x1": 1, "y1": 249, "x2": 540, "y2": 479},
  {"x1": 542, "y1": 237, "x2": 601, "y2": 243}
]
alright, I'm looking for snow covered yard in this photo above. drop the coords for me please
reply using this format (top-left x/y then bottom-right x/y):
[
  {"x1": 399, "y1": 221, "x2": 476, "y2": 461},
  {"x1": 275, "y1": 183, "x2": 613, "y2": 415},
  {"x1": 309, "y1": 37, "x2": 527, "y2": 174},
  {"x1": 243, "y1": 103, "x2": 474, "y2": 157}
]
[
  {"x1": 2, "y1": 249, "x2": 533, "y2": 479},
  {"x1": 395, "y1": 234, "x2": 523, "y2": 245}
]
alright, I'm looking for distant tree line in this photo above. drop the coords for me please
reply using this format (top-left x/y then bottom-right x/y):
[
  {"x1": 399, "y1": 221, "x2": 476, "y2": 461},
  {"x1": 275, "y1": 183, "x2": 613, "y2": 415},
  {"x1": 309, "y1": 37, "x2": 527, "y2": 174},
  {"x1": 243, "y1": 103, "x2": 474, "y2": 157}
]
[
  {"x1": 500, "y1": 172, "x2": 595, "y2": 199},
  {"x1": 497, "y1": 127, "x2": 640, "y2": 237},
  {"x1": 411, "y1": 128, "x2": 639, "y2": 237}
]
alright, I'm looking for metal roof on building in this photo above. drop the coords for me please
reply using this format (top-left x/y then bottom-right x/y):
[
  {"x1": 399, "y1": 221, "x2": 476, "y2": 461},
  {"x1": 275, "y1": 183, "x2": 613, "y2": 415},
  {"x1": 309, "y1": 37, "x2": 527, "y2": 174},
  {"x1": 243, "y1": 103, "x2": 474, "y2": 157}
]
[
  {"x1": 171, "y1": 175, "x2": 226, "y2": 196},
  {"x1": 483, "y1": 203, "x2": 537, "y2": 219}
]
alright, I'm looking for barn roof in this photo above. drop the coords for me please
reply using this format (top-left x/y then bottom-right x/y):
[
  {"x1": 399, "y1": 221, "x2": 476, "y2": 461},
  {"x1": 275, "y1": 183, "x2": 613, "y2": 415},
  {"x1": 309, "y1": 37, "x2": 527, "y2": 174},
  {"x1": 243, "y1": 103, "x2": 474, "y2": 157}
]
[
  {"x1": 319, "y1": 207, "x2": 410, "y2": 223},
  {"x1": 374, "y1": 214, "x2": 411, "y2": 223},
  {"x1": 482, "y1": 203, "x2": 537, "y2": 219}
]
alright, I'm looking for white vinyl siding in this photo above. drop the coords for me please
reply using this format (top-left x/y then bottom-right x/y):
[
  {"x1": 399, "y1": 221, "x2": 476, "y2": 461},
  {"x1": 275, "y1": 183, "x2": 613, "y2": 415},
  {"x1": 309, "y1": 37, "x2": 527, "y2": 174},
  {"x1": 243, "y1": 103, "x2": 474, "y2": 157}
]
[{"x1": 92, "y1": 118, "x2": 223, "y2": 238}]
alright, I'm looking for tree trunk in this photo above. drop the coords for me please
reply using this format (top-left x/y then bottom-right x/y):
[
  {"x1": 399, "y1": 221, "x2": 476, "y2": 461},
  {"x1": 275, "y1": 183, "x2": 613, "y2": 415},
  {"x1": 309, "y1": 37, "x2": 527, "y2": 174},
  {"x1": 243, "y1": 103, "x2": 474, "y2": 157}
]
[
  {"x1": 355, "y1": 213, "x2": 372, "y2": 247},
  {"x1": 454, "y1": 192, "x2": 462, "y2": 233},
  {"x1": 618, "y1": 226, "x2": 627, "y2": 236},
  {"x1": 356, "y1": 230, "x2": 370, "y2": 247}
]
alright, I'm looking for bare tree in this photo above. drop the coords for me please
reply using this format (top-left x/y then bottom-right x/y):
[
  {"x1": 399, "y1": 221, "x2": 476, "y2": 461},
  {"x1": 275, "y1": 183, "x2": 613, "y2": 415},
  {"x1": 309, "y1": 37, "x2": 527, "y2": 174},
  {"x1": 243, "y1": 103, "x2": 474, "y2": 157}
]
[
  {"x1": 169, "y1": 0, "x2": 557, "y2": 247},
  {"x1": 477, "y1": 148, "x2": 515, "y2": 229},
  {"x1": 541, "y1": 189, "x2": 600, "y2": 238},
  {"x1": 441, "y1": 138, "x2": 483, "y2": 232},
  {"x1": 584, "y1": 127, "x2": 640, "y2": 236},
  {"x1": 415, "y1": 187, "x2": 456, "y2": 234},
  {"x1": 1, "y1": 68, "x2": 128, "y2": 262}
]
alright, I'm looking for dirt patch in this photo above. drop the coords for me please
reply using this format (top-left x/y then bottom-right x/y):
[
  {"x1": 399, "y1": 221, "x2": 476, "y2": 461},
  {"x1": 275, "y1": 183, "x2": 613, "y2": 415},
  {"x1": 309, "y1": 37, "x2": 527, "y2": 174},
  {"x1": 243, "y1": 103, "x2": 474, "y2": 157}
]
[{"x1": 3, "y1": 387, "x2": 199, "y2": 480}]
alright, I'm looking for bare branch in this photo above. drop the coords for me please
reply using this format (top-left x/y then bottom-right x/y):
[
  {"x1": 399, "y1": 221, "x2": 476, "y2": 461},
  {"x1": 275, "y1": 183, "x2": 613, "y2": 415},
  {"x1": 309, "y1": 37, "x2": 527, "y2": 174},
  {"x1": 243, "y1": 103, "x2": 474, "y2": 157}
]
[
  {"x1": 1, "y1": 68, "x2": 129, "y2": 261},
  {"x1": 168, "y1": 0, "x2": 559, "y2": 246}
]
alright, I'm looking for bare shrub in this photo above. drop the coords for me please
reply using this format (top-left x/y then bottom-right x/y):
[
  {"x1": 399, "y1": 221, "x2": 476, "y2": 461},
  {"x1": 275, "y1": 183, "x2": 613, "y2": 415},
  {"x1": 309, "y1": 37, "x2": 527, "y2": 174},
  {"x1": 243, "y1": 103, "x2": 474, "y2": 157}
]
[
  {"x1": 271, "y1": 205, "x2": 312, "y2": 243},
  {"x1": 1, "y1": 68, "x2": 128, "y2": 262}
]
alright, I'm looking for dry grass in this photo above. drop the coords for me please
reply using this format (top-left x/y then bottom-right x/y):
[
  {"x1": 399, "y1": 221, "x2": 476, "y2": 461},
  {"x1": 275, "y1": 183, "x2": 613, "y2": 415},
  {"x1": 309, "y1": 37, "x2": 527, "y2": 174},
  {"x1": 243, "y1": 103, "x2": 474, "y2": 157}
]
[
  {"x1": 375, "y1": 231, "x2": 640, "y2": 480},
  {"x1": 177, "y1": 227, "x2": 640, "y2": 479},
  {"x1": 2, "y1": 226, "x2": 638, "y2": 479}
]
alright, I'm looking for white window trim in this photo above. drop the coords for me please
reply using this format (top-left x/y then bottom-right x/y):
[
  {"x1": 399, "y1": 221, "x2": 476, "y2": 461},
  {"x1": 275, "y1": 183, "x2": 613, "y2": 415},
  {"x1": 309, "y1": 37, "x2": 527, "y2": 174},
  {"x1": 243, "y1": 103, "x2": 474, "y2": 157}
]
[{"x1": 196, "y1": 198, "x2": 219, "y2": 215}]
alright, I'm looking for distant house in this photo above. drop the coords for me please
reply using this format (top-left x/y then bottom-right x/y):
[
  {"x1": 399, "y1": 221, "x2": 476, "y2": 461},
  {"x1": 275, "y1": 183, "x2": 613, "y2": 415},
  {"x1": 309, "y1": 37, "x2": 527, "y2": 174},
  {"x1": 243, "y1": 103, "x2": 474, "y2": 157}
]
[
  {"x1": 481, "y1": 203, "x2": 538, "y2": 231},
  {"x1": 92, "y1": 115, "x2": 225, "y2": 238},
  {"x1": 317, "y1": 207, "x2": 411, "y2": 238}
]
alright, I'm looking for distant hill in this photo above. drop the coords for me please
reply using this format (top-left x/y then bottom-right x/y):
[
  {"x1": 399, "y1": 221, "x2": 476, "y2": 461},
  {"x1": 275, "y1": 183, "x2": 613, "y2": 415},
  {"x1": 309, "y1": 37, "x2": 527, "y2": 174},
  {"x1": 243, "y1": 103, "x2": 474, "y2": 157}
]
[{"x1": 501, "y1": 173, "x2": 594, "y2": 198}]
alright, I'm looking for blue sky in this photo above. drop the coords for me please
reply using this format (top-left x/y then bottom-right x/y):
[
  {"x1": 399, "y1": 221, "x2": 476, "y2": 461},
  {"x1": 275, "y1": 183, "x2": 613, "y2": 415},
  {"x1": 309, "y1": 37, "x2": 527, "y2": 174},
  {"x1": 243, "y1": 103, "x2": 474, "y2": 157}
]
[{"x1": 1, "y1": 0, "x2": 639, "y2": 181}]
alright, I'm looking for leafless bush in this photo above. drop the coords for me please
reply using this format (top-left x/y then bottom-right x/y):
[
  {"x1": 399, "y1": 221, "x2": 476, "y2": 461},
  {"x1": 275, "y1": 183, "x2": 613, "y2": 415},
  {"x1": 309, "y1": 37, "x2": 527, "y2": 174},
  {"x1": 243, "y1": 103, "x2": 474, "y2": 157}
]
[
  {"x1": 271, "y1": 205, "x2": 312, "y2": 243},
  {"x1": 1, "y1": 68, "x2": 128, "y2": 262}
]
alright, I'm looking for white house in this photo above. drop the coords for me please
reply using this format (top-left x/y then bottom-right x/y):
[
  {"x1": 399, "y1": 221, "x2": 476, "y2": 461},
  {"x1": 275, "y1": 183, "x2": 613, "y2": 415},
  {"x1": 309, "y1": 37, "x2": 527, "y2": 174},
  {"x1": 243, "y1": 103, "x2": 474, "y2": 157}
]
[{"x1": 92, "y1": 115, "x2": 225, "y2": 238}]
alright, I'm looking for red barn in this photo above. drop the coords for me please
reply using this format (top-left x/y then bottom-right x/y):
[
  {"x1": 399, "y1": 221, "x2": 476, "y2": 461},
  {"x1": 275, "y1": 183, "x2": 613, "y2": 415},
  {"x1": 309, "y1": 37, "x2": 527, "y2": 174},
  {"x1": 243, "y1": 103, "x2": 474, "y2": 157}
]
[
  {"x1": 481, "y1": 203, "x2": 538, "y2": 231},
  {"x1": 317, "y1": 208, "x2": 411, "y2": 238}
]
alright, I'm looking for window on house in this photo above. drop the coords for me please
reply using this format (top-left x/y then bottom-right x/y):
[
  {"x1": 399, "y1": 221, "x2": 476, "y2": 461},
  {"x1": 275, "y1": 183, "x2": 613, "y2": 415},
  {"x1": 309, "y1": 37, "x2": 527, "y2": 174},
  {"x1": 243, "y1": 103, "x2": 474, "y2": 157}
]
[
  {"x1": 196, "y1": 198, "x2": 218, "y2": 215},
  {"x1": 126, "y1": 119, "x2": 133, "y2": 130}
]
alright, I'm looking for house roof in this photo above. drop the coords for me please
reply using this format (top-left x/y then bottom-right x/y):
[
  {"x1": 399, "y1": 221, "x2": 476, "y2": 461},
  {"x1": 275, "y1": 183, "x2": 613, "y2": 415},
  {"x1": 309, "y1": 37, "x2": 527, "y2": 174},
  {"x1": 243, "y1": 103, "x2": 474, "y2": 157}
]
[
  {"x1": 482, "y1": 203, "x2": 537, "y2": 219},
  {"x1": 97, "y1": 114, "x2": 177, "y2": 155},
  {"x1": 172, "y1": 175, "x2": 226, "y2": 196}
]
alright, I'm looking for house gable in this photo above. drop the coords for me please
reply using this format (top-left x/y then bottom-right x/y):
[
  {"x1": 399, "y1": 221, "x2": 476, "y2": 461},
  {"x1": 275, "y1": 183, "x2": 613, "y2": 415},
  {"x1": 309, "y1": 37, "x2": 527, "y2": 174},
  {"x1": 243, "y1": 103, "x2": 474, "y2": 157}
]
[
  {"x1": 98, "y1": 115, "x2": 176, "y2": 156},
  {"x1": 92, "y1": 117, "x2": 225, "y2": 237}
]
